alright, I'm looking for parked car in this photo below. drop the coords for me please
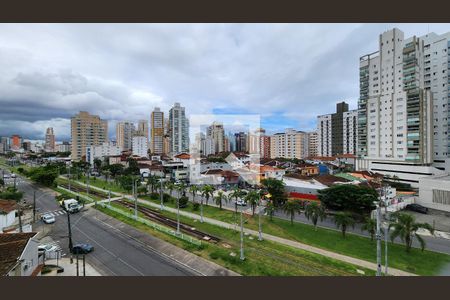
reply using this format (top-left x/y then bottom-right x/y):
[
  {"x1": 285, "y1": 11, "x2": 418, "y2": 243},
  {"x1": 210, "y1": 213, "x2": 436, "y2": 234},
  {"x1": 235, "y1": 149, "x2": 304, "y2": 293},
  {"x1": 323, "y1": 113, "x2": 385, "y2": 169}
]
[
  {"x1": 3, "y1": 173, "x2": 10, "y2": 179},
  {"x1": 235, "y1": 199, "x2": 247, "y2": 206},
  {"x1": 38, "y1": 244, "x2": 58, "y2": 253},
  {"x1": 72, "y1": 243, "x2": 94, "y2": 254},
  {"x1": 11, "y1": 173, "x2": 16, "y2": 178},
  {"x1": 41, "y1": 214, "x2": 56, "y2": 224},
  {"x1": 405, "y1": 203, "x2": 429, "y2": 214}
]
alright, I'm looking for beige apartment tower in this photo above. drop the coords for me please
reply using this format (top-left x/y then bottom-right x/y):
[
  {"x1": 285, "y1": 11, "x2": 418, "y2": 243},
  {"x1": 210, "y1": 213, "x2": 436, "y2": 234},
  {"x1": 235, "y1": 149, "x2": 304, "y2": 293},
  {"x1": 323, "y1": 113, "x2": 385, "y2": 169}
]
[
  {"x1": 71, "y1": 111, "x2": 108, "y2": 161},
  {"x1": 151, "y1": 107, "x2": 164, "y2": 155},
  {"x1": 44, "y1": 127, "x2": 56, "y2": 152}
]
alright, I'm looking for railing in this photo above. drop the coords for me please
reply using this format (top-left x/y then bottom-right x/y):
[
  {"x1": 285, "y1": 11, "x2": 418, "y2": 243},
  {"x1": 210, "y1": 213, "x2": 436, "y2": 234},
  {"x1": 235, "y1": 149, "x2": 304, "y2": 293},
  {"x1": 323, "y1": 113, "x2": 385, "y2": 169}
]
[{"x1": 99, "y1": 203, "x2": 202, "y2": 246}]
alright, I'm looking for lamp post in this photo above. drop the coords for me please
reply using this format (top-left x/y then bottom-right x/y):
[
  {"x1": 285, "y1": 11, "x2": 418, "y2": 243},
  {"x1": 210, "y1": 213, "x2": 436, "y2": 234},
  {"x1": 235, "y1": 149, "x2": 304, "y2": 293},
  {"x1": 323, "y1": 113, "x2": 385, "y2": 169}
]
[
  {"x1": 68, "y1": 163, "x2": 71, "y2": 192},
  {"x1": 133, "y1": 177, "x2": 139, "y2": 220},
  {"x1": 240, "y1": 206, "x2": 245, "y2": 261},
  {"x1": 375, "y1": 202, "x2": 382, "y2": 276},
  {"x1": 176, "y1": 188, "x2": 181, "y2": 235}
]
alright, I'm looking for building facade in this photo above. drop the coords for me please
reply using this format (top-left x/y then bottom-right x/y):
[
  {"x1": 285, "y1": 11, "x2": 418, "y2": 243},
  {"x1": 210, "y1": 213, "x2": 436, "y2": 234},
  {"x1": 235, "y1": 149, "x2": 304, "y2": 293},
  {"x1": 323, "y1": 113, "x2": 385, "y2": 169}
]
[
  {"x1": 307, "y1": 131, "x2": 318, "y2": 157},
  {"x1": 44, "y1": 127, "x2": 56, "y2": 152},
  {"x1": 168, "y1": 103, "x2": 189, "y2": 155},
  {"x1": 235, "y1": 132, "x2": 248, "y2": 153},
  {"x1": 86, "y1": 142, "x2": 122, "y2": 165},
  {"x1": 71, "y1": 111, "x2": 108, "y2": 161},
  {"x1": 317, "y1": 101, "x2": 357, "y2": 157},
  {"x1": 151, "y1": 107, "x2": 164, "y2": 155},
  {"x1": 116, "y1": 121, "x2": 135, "y2": 151},
  {"x1": 132, "y1": 136, "x2": 149, "y2": 158},
  {"x1": 356, "y1": 28, "x2": 450, "y2": 185},
  {"x1": 206, "y1": 122, "x2": 225, "y2": 155},
  {"x1": 270, "y1": 129, "x2": 307, "y2": 159}
]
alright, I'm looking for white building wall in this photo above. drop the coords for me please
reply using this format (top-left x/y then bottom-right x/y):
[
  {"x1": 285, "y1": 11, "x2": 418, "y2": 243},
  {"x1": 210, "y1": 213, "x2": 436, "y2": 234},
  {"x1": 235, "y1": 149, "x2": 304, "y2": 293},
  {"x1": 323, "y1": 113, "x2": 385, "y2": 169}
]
[{"x1": 132, "y1": 136, "x2": 148, "y2": 158}]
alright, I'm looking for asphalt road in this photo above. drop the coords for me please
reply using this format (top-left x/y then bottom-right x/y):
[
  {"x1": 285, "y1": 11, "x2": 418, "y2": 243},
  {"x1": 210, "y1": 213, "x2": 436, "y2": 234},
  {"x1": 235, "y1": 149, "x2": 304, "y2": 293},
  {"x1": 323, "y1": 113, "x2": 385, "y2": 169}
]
[{"x1": 2, "y1": 168, "x2": 196, "y2": 276}]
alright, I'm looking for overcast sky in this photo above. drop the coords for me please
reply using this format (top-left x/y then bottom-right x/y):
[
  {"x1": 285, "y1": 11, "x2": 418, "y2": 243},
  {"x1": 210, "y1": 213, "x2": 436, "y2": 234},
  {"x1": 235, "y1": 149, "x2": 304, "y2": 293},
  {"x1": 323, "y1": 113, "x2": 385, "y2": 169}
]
[{"x1": 1, "y1": 23, "x2": 449, "y2": 142}]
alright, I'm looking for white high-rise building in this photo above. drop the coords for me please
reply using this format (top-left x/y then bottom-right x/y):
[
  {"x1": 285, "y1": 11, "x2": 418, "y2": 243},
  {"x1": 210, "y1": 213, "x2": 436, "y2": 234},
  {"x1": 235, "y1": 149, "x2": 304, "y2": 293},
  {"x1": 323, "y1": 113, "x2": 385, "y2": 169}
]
[
  {"x1": 357, "y1": 28, "x2": 449, "y2": 186},
  {"x1": 116, "y1": 121, "x2": 135, "y2": 151},
  {"x1": 86, "y1": 142, "x2": 122, "y2": 166},
  {"x1": 168, "y1": 103, "x2": 189, "y2": 155},
  {"x1": 206, "y1": 121, "x2": 225, "y2": 154},
  {"x1": 270, "y1": 129, "x2": 307, "y2": 159},
  {"x1": 317, "y1": 101, "x2": 357, "y2": 157},
  {"x1": 132, "y1": 136, "x2": 148, "y2": 158}
]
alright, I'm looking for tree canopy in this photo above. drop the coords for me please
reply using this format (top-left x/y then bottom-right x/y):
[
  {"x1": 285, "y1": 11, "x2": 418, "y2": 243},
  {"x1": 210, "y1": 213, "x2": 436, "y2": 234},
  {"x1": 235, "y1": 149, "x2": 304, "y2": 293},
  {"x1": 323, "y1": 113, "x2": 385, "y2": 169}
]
[{"x1": 318, "y1": 184, "x2": 378, "y2": 215}]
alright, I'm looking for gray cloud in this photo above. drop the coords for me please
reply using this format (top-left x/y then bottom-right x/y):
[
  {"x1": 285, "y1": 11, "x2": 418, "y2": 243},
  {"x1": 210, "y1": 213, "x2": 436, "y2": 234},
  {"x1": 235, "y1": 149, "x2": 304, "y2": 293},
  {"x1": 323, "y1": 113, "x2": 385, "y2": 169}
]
[{"x1": 1, "y1": 23, "x2": 449, "y2": 141}]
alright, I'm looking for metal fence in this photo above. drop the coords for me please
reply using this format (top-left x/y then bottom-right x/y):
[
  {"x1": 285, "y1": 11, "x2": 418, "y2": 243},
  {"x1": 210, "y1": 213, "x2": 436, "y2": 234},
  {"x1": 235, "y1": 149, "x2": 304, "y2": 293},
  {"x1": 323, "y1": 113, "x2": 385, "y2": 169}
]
[{"x1": 100, "y1": 203, "x2": 202, "y2": 247}]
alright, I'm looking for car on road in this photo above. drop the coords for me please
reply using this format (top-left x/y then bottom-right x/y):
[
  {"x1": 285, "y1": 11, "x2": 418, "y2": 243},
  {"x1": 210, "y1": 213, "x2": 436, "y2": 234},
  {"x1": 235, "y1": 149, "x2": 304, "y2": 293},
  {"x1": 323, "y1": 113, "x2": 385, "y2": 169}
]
[
  {"x1": 41, "y1": 214, "x2": 56, "y2": 224},
  {"x1": 72, "y1": 243, "x2": 94, "y2": 254},
  {"x1": 405, "y1": 203, "x2": 429, "y2": 214},
  {"x1": 235, "y1": 199, "x2": 247, "y2": 206},
  {"x1": 38, "y1": 244, "x2": 58, "y2": 253},
  {"x1": 10, "y1": 173, "x2": 16, "y2": 178},
  {"x1": 3, "y1": 174, "x2": 10, "y2": 179}
]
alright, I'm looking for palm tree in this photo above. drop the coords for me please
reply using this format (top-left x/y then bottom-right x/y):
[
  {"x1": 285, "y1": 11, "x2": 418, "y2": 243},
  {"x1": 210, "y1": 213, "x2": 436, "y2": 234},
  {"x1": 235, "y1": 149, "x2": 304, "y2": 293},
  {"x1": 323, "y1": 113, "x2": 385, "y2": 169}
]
[
  {"x1": 165, "y1": 181, "x2": 175, "y2": 198},
  {"x1": 214, "y1": 190, "x2": 227, "y2": 210},
  {"x1": 201, "y1": 184, "x2": 215, "y2": 206},
  {"x1": 147, "y1": 175, "x2": 159, "y2": 193},
  {"x1": 283, "y1": 200, "x2": 302, "y2": 225},
  {"x1": 361, "y1": 217, "x2": 377, "y2": 241},
  {"x1": 189, "y1": 184, "x2": 199, "y2": 203},
  {"x1": 245, "y1": 190, "x2": 260, "y2": 216},
  {"x1": 229, "y1": 187, "x2": 242, "y2": 204},
  {"x1": 175, "y1": 182, "x2": 187, "y2": 199},
  {"x1": 389, "y1": 213, "x2": 434, "y2": 252},
  {"x1": 304, "y1": 202, "x2": 326, "y2": 230},
  {"x1": 265, "y1": 200, "x2": 275, "y2": 221},
  {"x1": 334, "y1": 212, "x2": 355, "y2": 238}
]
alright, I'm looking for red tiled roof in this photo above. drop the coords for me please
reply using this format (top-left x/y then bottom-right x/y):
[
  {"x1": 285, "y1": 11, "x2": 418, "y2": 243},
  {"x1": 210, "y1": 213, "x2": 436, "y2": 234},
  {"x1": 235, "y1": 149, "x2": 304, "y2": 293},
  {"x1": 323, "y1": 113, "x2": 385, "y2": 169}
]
[
  {"x1": 336, "y1": 154, "x2": 357, "y2": 158},
  {"x1": 174, "y1": 153, "x2": 191, "y2": 159},
  {"x1": 307, "y1": 156, "x2": 336, "y2": 161},
  {"x1": 0, "y1": 200, "x2": 18, "y2": 214},
  {"x1": 0, "y1": 232, "x2": 37, "y2": 276},
  {"x1": 314, "y1": 174, "x2": 350, "y2": 186}
]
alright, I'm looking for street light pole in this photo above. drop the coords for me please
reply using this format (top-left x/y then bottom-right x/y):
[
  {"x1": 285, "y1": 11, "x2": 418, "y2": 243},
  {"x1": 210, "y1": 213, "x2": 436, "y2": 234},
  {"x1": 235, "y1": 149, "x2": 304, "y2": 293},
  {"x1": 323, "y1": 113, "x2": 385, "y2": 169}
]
[
  {"x1": 108, "y1": 189, "x2": 111, "y2": 207},
  {"x1": 33, "y1": 191, "x2": 36, "y2": 222},
  {"x1": 258, "y1": 199, "x2": 263, "y2": 241},
  {"x1": 68, "y1": 164, "x2": 71, "y2": 192},
  {"x1": 385, "y1": 220, "x2": 389, "y2": 275},
  {"x1": 160, "y1": 174, "x2": 164, "y2": 211},
  {"x1": 67, "y1": 211, "x2": 73, "y2": 253},
  {"x1": 240, "y1": 207, "x2": 245, "y2": 260},
  {"x1": 86, "y1": 168, "x2": 90, "y2": 196},
  {"x1": 176, "y1": 192, "x2": 181, "y2": 235},
  {"x1": 134, "y1": 179, "x2": 138, "y2": 220},
  {"x1": 376, "y1": 203, "x2": 382, "y2": 276}
]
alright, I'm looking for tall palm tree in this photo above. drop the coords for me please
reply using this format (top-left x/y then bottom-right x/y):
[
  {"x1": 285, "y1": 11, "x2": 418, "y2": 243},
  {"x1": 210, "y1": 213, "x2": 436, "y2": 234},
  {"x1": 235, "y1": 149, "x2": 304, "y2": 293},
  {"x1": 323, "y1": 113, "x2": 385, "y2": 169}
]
[
  {"x1": 334, "y1": 212, "x2": 355, "y2": 238},
  {"x1": 165, "y1": 181, "x2": 175, "y2": 198},
  {"x1": 304, "y1": 202, "x2": 326, "y2": 230},
  {"x1": 389, "y1": 212, "x2": 434, "y2": 252},
  {"x1": 229, "y1": 187, "x2": 242, "y2": 204},
  {"x1": 245, "y1": 190, "x2": 260, "y2": 216},
  {"x1": 201, "y1": 184, "x2": 215, "y2": 206},
  {"x1": 283, "y1": 200, "x2": 302, "y2": 225},
  {"x1": 361, "y1": 217, "x2": 377, "y2": 241},
  {"x1": 265, "y1": 200, "x2": 275, "y2": 221},
  {"x1": 189, "y1": 184, "x2": 199, "y2": 203},
  {"x1": 175, "y1": 182, "x2": 187, "y2": 199},
  {"x1": 147, "y1": 175, "x2": 159, "y2": 193},
  {"x1": 214, "y1": 190, "x2": 227, "y2": 210}
]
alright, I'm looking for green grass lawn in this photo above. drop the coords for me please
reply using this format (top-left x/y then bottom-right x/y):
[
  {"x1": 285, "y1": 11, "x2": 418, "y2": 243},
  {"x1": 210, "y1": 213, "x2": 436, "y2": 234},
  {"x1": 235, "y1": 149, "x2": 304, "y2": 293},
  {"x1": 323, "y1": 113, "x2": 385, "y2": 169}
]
[
  {"x1": 141, "y1": 194, "x2": 450, "y2": 275},
  {"x1": 97, "y1": 201, "x2": 375, "y2": 276},
  {"x1": 76, "y1": 175, "x2": 127, "y2": 193}
]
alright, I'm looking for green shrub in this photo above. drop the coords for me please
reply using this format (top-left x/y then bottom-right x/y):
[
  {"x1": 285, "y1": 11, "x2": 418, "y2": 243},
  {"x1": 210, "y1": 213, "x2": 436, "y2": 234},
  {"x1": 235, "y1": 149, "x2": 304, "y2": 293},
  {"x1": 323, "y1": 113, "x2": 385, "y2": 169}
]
[
  {"x1": 192, "y1": 202, "x2": 200, "y2": 211},
  {"x1": 179, "y1": 196, "x2": 189, "y2": 208}
]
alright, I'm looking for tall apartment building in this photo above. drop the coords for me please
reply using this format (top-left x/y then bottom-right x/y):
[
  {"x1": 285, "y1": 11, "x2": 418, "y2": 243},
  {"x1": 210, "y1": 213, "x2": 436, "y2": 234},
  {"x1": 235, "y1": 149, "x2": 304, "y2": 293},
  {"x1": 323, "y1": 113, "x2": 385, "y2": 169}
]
[
  {"x1": 71, "y1": 111, "x2": 108, "y2": 161},
  {"x1": 44, "y1": 127, "x2": 56, "y2": 152},
  {"x1": 151, "y1": 107, "x2": 164, "y2": 155},
  {"x1": 168, "y1": 103, "x2": 189, "y2": 155},
  {"x1": 227, "y1": 132, "x2": 236, "y2": 152},
  {"x1": 260, "y1": 135, "x2": 271, "y2": 159},
  {"x1": 248, "y1": 128, "x2": 265, "y2": 155},
  {"x1": 116, "y1": 121, "x2": 135, "y2": 151},
  {"x1": 136, "y1": 119, "x2": 149, "y2": 141},
  {"x1": 56, "y1": 141, "x2": 71, "y2": 153},
  {"x1": 307, "y1": 131, "x2": 318, "y2": 157},
  {"x1": 317, "y1": 101, "x2": 357, "y2": 157},
  {"x1": 270, "y1": 129, "x2": 307, "y2": 159},
  {"x1": 357, "y1": 28, "x2": 450, "y2": 186},
  {"x1": 206, "y1": 122, "x2": 225, "y2": 154},
  {"x1": 10, "y1": 135, "x2": 22, "y2": 150},
  {"x1": 235, "y1": 132, "x2": 248, "y2": 152},
  {"x1": 132, "y1": 136, "x2": 148, "y2": 158}
]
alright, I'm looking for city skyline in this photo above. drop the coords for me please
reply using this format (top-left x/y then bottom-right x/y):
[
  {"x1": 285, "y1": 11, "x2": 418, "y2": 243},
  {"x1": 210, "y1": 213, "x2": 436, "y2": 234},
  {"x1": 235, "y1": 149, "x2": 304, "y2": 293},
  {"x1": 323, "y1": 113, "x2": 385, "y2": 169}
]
[{"x1": 2, "y1": 24, "x2": 450, "y2": 140}]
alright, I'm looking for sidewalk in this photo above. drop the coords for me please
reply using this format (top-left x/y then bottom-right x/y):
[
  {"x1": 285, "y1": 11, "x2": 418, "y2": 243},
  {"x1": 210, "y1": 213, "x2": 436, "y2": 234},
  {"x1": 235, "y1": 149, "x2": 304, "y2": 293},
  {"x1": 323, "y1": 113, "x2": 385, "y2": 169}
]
[
  {"x1": 42, "y1": 258, "x2": 102, "y2": 276},
  {"x1": 70, "y1": 179, "x2": 416, "y2": 276}
]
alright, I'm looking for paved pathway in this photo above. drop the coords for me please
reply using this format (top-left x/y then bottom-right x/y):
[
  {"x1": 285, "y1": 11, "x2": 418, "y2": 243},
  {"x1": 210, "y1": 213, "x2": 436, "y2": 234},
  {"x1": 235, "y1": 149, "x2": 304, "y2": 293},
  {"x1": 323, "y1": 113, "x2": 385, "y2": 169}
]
[{"x1": 66, "y1": 179, "x2": 416, "y2": 276}]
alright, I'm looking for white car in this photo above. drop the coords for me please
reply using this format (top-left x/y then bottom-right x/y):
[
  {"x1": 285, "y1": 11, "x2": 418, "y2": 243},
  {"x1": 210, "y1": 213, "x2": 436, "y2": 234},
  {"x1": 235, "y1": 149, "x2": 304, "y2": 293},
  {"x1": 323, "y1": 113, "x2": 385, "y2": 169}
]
[
  {"x1": 41, "y1": 214, "x2": 56, "y2": 224},
  {"x1": 3, "y1": 174, "x2": 10, "y2": 179},
  {"x1": 235, "y1": 199, "x2": 247, "y2": 206},
  {"x1": 38, "y1": 244, "x2": 58, "y2": 253},
  {"x1": 11, "y1": 173, "x2": 16, "y2": 178}
]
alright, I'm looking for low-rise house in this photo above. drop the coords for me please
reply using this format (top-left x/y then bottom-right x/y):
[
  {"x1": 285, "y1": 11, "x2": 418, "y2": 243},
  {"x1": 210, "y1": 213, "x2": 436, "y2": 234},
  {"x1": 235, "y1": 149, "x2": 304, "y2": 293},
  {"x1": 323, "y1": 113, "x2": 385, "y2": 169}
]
[
  {"x1": 200, "y1": 169, "x2": 240, "y2": 185},
  {"x1": 0, "y1": 232, "x2": 42, "y2": 276},
  {"x1": 296, "y1": 163, "x2": 319, "y2": 176},
  {"x1": 0, "y1": 200, "x2": 17, "y2": 233}
]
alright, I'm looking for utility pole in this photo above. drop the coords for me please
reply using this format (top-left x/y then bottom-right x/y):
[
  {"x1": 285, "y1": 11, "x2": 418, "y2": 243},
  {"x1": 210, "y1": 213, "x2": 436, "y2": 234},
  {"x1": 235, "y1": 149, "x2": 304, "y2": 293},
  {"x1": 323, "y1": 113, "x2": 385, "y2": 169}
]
[
  {"x1": 33, "y1": 191, "x2": 36, "y2": 222},
  {"x1": 160, "y1": 175, "x2": 164, "y2": 210},
  {"x1": 86, "y1": 168, "x2": 90, "y2": 196},
  {"x1": 258, "y1": 200, "x2": 263, "y2": 241},
  {"x1": 385, "y1": 220, "x2": 389, "y2": 275},
  {"x1": 134, "y1": 179, "x2": 138, "y2": 220},
  {"x1": 234, "y1": 202, "x2": 238, "y2": 231},
  {"x1": 67, "y1": 211, "x2": 73, "y2": 253},
  {"x1": 376, "y1": 203, "x2": 382, "y2": 276},
  {"x1": 76, "y1": 255, "x2": 79, "y2": 276},
  {"x1": 18, "y1": 205, "x2": 23, "y2": 233},
  {"x1": 68, "y1": 164, "x2": 71, "y2": 192},
  {"x1": 83, "y1": 255, "x2": 86, "y2": 276},
  {"x1": 240, "y1": 208, "x2": 245, "y2": 260},
  {"x1": 176, "y1": 191, "x2": 181, "y2": 235},
  {"x1": 108, "y1": 189, "x2": 111, "y2": 207}
]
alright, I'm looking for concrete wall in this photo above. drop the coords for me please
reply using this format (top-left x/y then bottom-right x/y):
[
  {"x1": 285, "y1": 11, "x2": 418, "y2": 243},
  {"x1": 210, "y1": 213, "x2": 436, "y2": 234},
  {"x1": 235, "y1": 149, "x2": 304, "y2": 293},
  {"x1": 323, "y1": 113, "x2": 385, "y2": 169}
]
[{"x1": 418, "y1": 175, "x2": 450, "y2": 212}]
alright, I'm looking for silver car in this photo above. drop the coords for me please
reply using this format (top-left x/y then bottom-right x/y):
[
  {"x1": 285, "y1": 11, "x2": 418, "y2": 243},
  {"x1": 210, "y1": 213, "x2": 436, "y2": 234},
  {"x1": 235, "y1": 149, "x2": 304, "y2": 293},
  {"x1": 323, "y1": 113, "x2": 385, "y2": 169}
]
[{"x1": 42, "y1": 214, "x2": 56, "y2": 224}]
